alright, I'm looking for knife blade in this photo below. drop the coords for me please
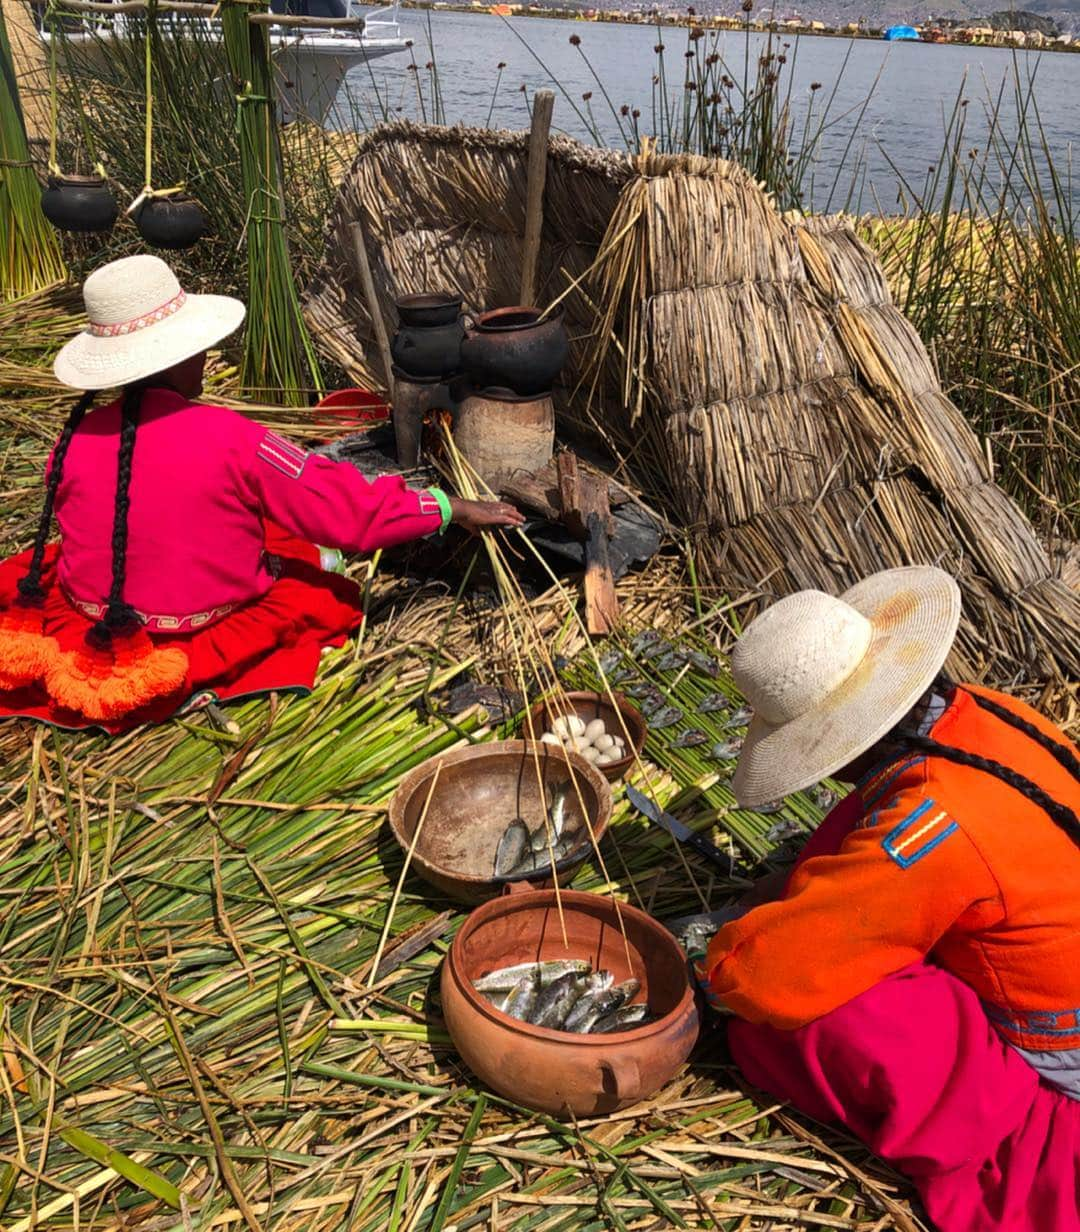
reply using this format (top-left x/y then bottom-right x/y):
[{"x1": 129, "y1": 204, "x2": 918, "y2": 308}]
[{"x1": 625, "y1": 784, "x2": 732, "y2": 872}]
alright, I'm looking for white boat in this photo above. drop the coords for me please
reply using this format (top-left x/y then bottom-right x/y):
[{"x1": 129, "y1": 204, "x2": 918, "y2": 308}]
[{"x1": 38, "y1": 0, "x2": 408, "y2": 126}]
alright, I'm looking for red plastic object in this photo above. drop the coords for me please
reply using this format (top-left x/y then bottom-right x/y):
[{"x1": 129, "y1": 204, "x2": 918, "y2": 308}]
[{"x1": 313, "y1": 387, "x2": 391, "y2": 437}]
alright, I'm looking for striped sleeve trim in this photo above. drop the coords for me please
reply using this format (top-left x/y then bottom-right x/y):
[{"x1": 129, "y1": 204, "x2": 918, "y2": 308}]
[
  {"x1": 257, "y1": 431, "x2": 309, "y2": 480},
  {"x1": 880, "y1": 798, "x2": 959, "y2": 868}
]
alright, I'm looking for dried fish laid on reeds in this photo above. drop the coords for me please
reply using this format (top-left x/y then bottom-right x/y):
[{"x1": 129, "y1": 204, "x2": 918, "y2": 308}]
[{"x1": 473, "y1": 961, "x2": 651, "y2": 1034}]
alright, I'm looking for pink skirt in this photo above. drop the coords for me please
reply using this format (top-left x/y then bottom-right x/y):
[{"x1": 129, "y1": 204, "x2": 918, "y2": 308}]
[{"x1": 729, "y1": 962, "x2": 1080, "y2": 1231}]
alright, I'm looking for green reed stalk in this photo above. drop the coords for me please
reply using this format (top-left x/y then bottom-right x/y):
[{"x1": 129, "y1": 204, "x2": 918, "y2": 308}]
[
  {"x1": 0, "y1": 7, "x2": 64, "y2": 299},
  {"x1": 220, "y1": 0, "x2": 321, "y2": 404}
]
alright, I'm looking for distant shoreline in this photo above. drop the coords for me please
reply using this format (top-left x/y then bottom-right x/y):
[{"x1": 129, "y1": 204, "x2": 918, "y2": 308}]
[{"x1": 400, "y1": 3, "x2": 1080, "y2": 53}]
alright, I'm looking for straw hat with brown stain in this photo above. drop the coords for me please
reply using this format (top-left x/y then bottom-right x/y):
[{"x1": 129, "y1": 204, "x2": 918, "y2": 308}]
[{"x1": 732, "y1": 567, "x2": 962, "y2": 807}]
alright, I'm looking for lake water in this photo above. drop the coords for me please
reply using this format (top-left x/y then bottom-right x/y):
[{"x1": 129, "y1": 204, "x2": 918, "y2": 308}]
[{"x1": 339, "y1": 11, "x2": 1080, "y2": 212}]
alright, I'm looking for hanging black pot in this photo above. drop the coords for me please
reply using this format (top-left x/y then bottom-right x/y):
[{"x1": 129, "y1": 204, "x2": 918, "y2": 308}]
[
  {"x1": 40, "y1": 174, "x2": 118, "y2": 234},
  {"x1": 134, "y1": 194, "x2": 207, "y2": 251}
]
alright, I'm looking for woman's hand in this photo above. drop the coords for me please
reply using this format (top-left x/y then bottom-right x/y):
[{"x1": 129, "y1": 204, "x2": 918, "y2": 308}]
[{"x1": 449, "y1": 496, "x2": 525, "y2": 535}]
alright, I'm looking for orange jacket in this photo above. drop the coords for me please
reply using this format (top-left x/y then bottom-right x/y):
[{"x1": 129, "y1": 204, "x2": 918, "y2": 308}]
[{"x1": 701, "y1": 686, "x2": 1080, "y2": 1051}]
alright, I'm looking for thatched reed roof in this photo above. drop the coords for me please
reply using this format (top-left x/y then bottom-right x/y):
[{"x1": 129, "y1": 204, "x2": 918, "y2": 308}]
[{"x1": 304, "y1": 123, "x2": 1080, "y2": 687}]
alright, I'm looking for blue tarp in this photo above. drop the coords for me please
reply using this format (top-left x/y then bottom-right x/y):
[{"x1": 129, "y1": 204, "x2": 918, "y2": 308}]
[{"x1": 883, "y1": 24, "x2": 920, "y2": 39}]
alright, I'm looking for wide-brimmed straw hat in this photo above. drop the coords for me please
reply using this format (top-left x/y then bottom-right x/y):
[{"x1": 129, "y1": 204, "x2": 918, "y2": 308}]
[
  {"x1": 731, "y1": 567, "x2": 962, "y2": 807},
  {"x1": 54, "y1": 254, "x2": 245, "y2": 391}
]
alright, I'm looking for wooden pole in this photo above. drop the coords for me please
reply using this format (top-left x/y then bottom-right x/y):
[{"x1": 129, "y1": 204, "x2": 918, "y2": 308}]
[
  {"x1": 519, "y1": 88, "x2": 554, "y2": 308},
  {"x1": 349, "y1": 220, "x2": 394, "y2": 395}
]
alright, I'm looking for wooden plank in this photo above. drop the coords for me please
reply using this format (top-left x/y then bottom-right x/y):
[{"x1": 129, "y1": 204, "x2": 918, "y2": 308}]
[
  {"x1": 556, "y1": 452, "x2": 617, "y2": 635},
  {"x1": 519, "y1": 89, "x2": 554, "y2": 307},
  {"x1": 348, "y1": 220, "x2": 394, "y2": 395}
]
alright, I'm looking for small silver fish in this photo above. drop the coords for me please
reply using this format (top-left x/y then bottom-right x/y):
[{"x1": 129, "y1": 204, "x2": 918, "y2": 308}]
[
  {"x1": 655, "y1": 651, "x2": 687, "y2": 672},
  {"x1": 631, "y1": 630, "x2": 661, "y2": 653},
  {"x1": 532, "y1": 972, "x2": 589, "y2": 1028},
  {"x1": 697, "y1": 693, "x2": 730, "y2": 714},
  {"x1": 473, "y1": 959, "x2": 590, "y2": 994},
  {"x1": 566, "y1": 987, "x2": 625, "y2": 1034},
  {"x1": 671, "y1": 728, "x2": 708, "y2": 748},
  {"x1": 724, "y1": 706, "x2": 753, "y2": 730},
  {"x1": 687, "y1": 650, "x2": 722, "y2": 677},
  {"x1": 708, "y1": 739, "x2": 741, "y2": 760},
  {"x1": 640, "y1": 639, "x2": 674, "y2": 662},
  {"x1": 494, "y1": 818, "x2": 529, "y2": 876},
  {"x1": 593, "y1": 1003, "x2": 650, "y2": 1033},
  {"x1": 765, "y1": 818, "x2": 803, "y2": 845},
  {"x1": 812, "y1": 785, "x2": 838, "y2": 812},
  {"x1": 503, "y1": 968, "x2": 543, "y2": 1022},
  {"x1": 611, "y1": 977, "x2": 641, "y2": 1003},
  {"x1": 756, "y1": 799, "x2": 785, "y2": 815},
  {"x1": 547, "y1": 780, "x2": 570, "y2": 840},
  {"x1": 627, "y1": 680, "x2": 660, "y2": 700},
  {"x1": 609, "y1": 666, "x2": 634, "y2": 684},
  {"x1": 649, "y1": 706, "x2": 684, "y2": 730},
  {"x1": 598, "y1": 650, "x2": 622, "y2": 674}
]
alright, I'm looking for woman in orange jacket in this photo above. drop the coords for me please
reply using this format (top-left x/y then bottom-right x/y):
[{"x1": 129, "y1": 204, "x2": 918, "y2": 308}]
[{"x1": 694, "y1": 567, "x2": 1080, "y2": 1231}]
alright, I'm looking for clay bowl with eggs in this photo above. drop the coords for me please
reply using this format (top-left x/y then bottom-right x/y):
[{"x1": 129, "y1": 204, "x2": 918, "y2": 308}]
[{"x1": 522, "y1": 691, "x2": 646, "y2": 781}]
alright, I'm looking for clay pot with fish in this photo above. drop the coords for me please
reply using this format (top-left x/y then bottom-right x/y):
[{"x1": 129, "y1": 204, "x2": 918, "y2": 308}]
[
  {"x1": 459, "y1": 306, "x2": 568, "y2": 397},
  {"x1": 441, "y1": 884, "x2": 700, "y2": 1117},
  {"x1": 390, "y1": 293, "x2": 465, "y2": 381}
]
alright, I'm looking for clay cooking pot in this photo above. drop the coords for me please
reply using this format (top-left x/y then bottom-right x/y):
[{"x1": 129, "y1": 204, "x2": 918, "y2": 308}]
[
  {"x1": 391, "y1": 294, "x2": 465, "y2": 382},
  {"x1": 40, "y1": 174, "x2": 118, "y2": 234},
  {"x1": 442, "y1": 884, "x2": 700, "y2": 1117},
  {"x1": 134, "y1": 195, "x2": 207, "y2": 251},
  {"x1": 460, "y1": 306, "x2": 568, "y2": 398},
  {"x1": 388, "y1": 740, "x2": 612, "y2": 905}
]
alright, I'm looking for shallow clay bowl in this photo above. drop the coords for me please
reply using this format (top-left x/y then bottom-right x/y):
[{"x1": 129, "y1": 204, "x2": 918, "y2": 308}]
[
  {"x1": 523, "y1": 690, "x2": 646, "y2": 781},
  {"x1": 388, "y1": 741, "x2": 612, "y2": 905},
  {"x1": 442, "y1": 884, "x2": 700, "y2": 1117}
]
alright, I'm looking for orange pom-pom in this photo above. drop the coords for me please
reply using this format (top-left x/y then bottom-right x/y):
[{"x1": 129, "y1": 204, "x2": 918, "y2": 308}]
[
  {"x1": 45, "y1": 627, "x2": 189, "y2": 720},
  {"x1": 0, "y1": 604, "x2": 59, "y2": 690}
]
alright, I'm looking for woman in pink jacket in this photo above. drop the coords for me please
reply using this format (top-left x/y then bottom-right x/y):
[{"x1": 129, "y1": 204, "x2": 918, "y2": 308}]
[{"x1": 0, "y1": 255, "x2": 521, "y2": 730}]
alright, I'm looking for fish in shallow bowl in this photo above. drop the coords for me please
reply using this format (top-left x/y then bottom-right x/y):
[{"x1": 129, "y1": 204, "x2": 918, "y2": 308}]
[{"x1": 388, "y1": 741, "x2": 612, "y2": 905}]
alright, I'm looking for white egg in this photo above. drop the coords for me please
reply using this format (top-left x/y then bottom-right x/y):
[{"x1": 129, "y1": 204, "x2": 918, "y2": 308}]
[
  {"x1": 582, "y1": 747, "x2": 601, "y2": 763},
  {"x1": 551, "y1": 715, "x2": 571, "y2": 738},
  {"x1": 566, "y1": 714, "x2": 587, "y2": 737},
  {"x1": 540, "y1": 732, "x2": 561, "y2": 746},
  {"x1": 584, "y1": 718, "x2": 607, "y2": 743},
  {"x1": 596, "y1": 752, "x2": 615, "y2": 766},
  {"x1": 593, "y1": 734, "x2": 615, "y2": 753}
]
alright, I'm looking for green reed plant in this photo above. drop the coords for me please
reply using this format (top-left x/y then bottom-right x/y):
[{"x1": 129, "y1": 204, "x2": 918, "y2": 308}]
[
  {"x1": 0, "y1": 6, "x2": 65, "y2": 298},
  {"x1": 865, "y1": 60, "x2": 1079, "y2": 539}
]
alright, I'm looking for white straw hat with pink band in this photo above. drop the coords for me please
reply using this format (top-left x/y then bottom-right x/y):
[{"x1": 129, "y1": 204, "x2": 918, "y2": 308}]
[
  {"x1": 731, "y1": 566, "x2": 962, "y2": 807},
  {"x1": 54, "y1": 254, "x2": 246, "y2": 391}
]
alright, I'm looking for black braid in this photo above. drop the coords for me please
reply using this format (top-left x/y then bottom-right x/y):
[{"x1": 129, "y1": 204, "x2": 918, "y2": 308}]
[
  {"x1": 965, "y1": 688, "x2": 1080, "y2": 784},
  {"x1": 88, "y1": 385, "x2": 142, "y2": 647},
  {"x1": 896, "y1": 730, "x2": 1080, "y2": 847},
  {"x1": 16, "y1": 393, "x2": 94, "y2": 605}
]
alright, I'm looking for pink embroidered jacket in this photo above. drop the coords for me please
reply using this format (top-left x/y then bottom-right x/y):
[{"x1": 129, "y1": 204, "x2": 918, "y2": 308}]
[{"x1": 51, "y1": 387, "x2": 450, "y2": 631}]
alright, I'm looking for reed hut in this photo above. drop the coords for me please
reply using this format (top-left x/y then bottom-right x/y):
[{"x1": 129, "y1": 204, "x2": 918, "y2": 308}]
[{"x1": 305, "y1": 123, "x2": 1080, "y2": 686}]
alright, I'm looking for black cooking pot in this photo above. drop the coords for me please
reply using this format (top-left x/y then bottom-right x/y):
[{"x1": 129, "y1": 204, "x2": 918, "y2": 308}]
[
  {"x1": 396, "y1": 292, "x2": 463, "y2": 328},
  {"x1": 460, "y1": 306, "x2": 568, "y2": 398},
  {"x1": 40, "y1": 174, "x2": 118, "y2": 234},
  {"x1": 135, "y1": 195, "x2": 207, "y2": 251},
  {"x1": 390, "y1": 320, "x2": 464, "y2": 382}
]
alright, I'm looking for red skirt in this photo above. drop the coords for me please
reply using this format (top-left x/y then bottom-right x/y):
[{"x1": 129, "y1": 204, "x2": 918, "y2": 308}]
[{"x1": 0, "y1": 526, "x2": 363, "y2": 733}]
